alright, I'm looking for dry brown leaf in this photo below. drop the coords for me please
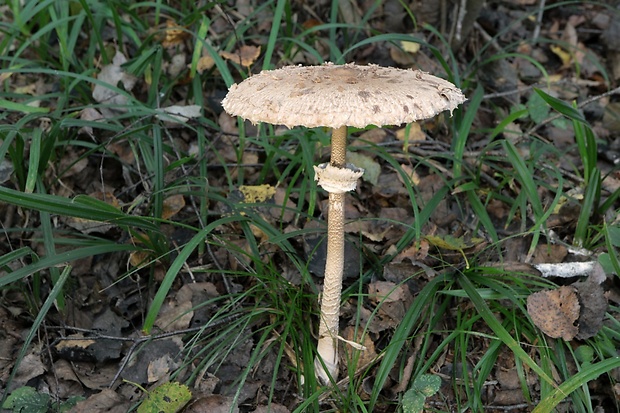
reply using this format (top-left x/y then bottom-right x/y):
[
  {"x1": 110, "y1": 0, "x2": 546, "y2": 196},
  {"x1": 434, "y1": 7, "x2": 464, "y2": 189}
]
[
  {"x1": 341, "y1": 325, "x2": 376, "y2": 368},
  {"x1": 147, "y1": 354, "x2": 174, "y2": 383},
  {"x1": 574, "y1": 278, "x2": 608, "y2": 340},
  {"x1": 220, "y1": 45, "x2": 261, "y2": 67},
  {"x1": 218, "y1": 111, "x2": 239, "y2": 135},
  {"x1": 162, "y1": 194, "x2": 185, "y2": 220},
  {"x1": 252, "y1": 404, "x2": 291, "y2": 413},
  {"x1": 396, "y1": 122, "x2": 425, "y2": 142},
  {"x1": 13, "y1": 352, "x2": 46, "y2": 387},
  {"x1": 185, "y1": 395, "x2": 239, "y2": 413},
  {"x1": 65, "y1": 191, "x2": 120, "y2": 234},
  {"x1": 526, "y1": 286, "x2": 580, "y2": 340},
  {"x1": 159, "y1": 20, "x2": 190, "y2": 48},
  {"x1": 392, "y1": 240, "x2": 430, "y2": 264},
  {"x1": 155, "y1": 299, "x2": 193, "y2": 332},
  {"x1": 69, "y1": 389, "x2": 131, "y2": 413},
  {"x1": 529, "y1": 244, "x2": 568, "y2": 264},
  {"x1": 269, "y1": 187, "x2": 297, "y2": 222},
  {"x1": 196, "y1": 54, "x2": 215, "y2": 73},
  {"x1": 92, "y1": 51, "x2": 137, "y2": 109}
]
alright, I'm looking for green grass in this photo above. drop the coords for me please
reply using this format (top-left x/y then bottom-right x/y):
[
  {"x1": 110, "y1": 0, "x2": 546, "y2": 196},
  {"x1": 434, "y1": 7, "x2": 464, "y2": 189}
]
[{"x1": 1, "y1": 1, "x2": 620, "y2": 412}]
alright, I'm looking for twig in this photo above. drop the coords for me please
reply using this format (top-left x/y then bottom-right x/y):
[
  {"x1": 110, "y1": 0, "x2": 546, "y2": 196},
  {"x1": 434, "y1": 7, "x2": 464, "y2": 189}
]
[
  {"x1": 48, "y1": 313, "x2": 245, "y2": 387},
  {"x1": 532, "y1": 0, "x2": 547, "y2": 42},
  {"x1": 474, "y1": 21, "x2": 502, "y2": 53}
]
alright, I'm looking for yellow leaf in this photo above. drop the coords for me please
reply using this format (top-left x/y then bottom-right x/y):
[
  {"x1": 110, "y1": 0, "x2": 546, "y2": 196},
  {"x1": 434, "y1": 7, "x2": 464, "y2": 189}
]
[
  {"x1": 400, "y1": 40, "x2": 420, "y2": 54},
  {"x1": 239, "y1": 184, "x2": 276, "y2": 203},
  {"x1": 550, "y1": 44, "x2": 571, "y2": 67}
]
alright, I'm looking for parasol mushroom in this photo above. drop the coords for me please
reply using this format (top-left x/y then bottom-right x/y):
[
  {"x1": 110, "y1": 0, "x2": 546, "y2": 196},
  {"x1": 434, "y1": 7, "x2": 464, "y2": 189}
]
[{"x1": 222, "y1": 62, "x2": 465, "y2": 384}]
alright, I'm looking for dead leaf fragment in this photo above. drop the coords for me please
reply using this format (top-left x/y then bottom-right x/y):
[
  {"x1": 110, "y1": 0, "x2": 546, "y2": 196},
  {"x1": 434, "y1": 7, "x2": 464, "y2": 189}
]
[
  {"x1": 159, "y1": 20, "x2": 190, "y2": 48},
  {"x1": 92, "y1": 51, "x2": 137, "y2": 109},
  {"x1": 185, "y1": 395, "x2": 239, "y2": 413},
  {"x1": 156, "y1": 105, "x2": 201, "y2": 124},
  {"x1": 220, "y1": 45, "x2": 261, "y2": 67},
  {"x1": 196, "y1": 54, "x2": 215, "y2": 73},
  {"x1": 69, "y1": 389, "x2": 131, "y2": 413},
  {"x1": 65, "y1": 191, "x2": 120, "y2": 234},
  {"x1": 162, "y1": 194, "x2": 186, "y2": 220},
  {"x1": 527, "y1": 286, "x2": 580, "y2": 340},
  {"x1": 574, "y1": 278, "x2": 608, "y2": 340},
  {"x1": 239, "y1": 184, "x2": 276, "y2": 203}
]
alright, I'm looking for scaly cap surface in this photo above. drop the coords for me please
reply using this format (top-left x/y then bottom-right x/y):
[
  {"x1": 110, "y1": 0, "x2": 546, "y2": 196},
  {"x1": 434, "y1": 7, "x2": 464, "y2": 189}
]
[{"x1": 222, "y1": 62, "x2": 466, "y2": 129}]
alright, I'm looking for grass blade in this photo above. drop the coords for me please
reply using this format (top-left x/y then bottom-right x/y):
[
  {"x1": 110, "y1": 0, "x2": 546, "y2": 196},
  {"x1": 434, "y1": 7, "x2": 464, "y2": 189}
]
[
  {"x1": 1, "y1": 265, "x2": 72, "y2": 406},
  {"x1": 0, "y1": 186, "x2": 158, "y2": 231},
  {"x1": 533, "y1": 357, "x2": 620, "y2": 413},
  {"x1": 458, "y1": 273, "x2": 556, "y2": 388},
  {"x1": 0, "y1": 243, "x2": 137, "y2": 288},
  {"x1": 142, "y1": 214, "x2": 250, "y2": 334}
]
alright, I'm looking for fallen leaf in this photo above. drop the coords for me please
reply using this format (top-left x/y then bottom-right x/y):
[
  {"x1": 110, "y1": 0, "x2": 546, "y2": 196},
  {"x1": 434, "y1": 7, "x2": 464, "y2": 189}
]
[
  {"x1": 147, "y1": 354, "x2": 174, "y2": 383},
  {"x1": 195, "y1": 54, "x2": 215, "y2": 73},
  {"x1": 184, "y1": 395, "x2": 239, "y2": 413},
  {"x1": 341, "y1": 325, "x2": 376, "y2": 368},
  {"x1": 396, "y1": 122, "x2": 425, "y2": 142},
  {"x1": 156, "y1": 105, "x2": 201, "y2": 124},
  {"x1": 162, "y1": 194, "x2": 186, "y2": 220},
  {"x1": 526, "y1": 286, "x2": 580, "y2": 340},
  {"x1": 347, "y1": 151, "x2": 380, "y2": 185},
  {"x1": 69, "y1": 389, "x2": 131, "y2": 413},
  {"x1": 12, "y1": 352, "x2": 46, "y2": 388},
  {"x1": 137, "y1": 382, "x2": 191, "y2": 413},
  {"x1": 574, "y1": 278, "x2": 608, "y2": 340},
  {"x1": 400, "y1": 40, "x2": 420, "y2": 54},
  {"x1": 239, "y1": 184, "x2": 276, "y2": 203},
  {"x1": 65, "y1": 191, "x2": 120, "y2": 234},
  {"x1": 92, "y1": 51, "x2": 137, "y2": 109},
  {"x1": 158, "y1": 20, "x2": 190, "y2": 48},
  {"x1": 220, "y1": 45, "x2": 261, "y2": 67},
  {"x1": 251, "y1": 404, "x2": 290, "y2": 413},
  {"x1": 425, "y1": 234, "x2": 483, "y2": 251},
  {"x1": 155, "y1": 299, "x2": 193, "y2": 332}
]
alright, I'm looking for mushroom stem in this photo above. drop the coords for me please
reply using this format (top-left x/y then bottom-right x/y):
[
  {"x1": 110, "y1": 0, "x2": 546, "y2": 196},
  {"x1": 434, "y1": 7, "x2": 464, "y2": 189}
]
[
  {"x1": 314, "y1": 125, "x2": 349, "y2": 384},
  {"x1": 330, "y1": 125, "x2": 347, "y2": 168},
  {"x1": 315, "y1": 190, "x2": 345, "y2": 384}
]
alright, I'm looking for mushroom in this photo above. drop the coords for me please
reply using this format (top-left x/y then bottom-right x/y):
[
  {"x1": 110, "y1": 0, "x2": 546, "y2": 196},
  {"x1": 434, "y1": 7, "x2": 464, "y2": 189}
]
[{"x1": 222, "y1": 62, "x2": 466, "y2": 384}]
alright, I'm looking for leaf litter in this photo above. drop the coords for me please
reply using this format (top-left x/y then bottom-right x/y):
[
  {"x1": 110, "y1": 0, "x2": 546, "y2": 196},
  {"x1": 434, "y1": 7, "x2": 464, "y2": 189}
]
[{"x1": 1, "y1": 1, "x2": 620, "y2": 413}]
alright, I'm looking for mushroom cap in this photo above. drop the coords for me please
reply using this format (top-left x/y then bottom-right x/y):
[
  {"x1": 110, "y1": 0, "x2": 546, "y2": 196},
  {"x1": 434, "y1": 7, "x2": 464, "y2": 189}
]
[{"x1": 222, "y1": 62, "x2": 466, "y2": 129}]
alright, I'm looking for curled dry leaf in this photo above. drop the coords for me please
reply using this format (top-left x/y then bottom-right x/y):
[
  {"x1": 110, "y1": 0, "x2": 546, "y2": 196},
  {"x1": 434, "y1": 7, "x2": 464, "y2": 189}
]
[
  {"x1": 158, "y1": 20, "x2": 190, "y2": 48},
  {"x1": 526, "y1": 285, "x2": 580, "y2": 341},
  {"x1": 92, "y1": 51, "x2": 137, "y2": 109},
  {"x1": 65, "y1": 191, "x2": 120, "y2": 234},
  {"x1": 162, "y1": 194, "x2": 186, "y2": 220},
  {"x1": 156, "y1": 105, "x2": 201, "y2": 124},
  {"x1": 220, "y1": 45, "x2": 261, "y2": 67}
]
